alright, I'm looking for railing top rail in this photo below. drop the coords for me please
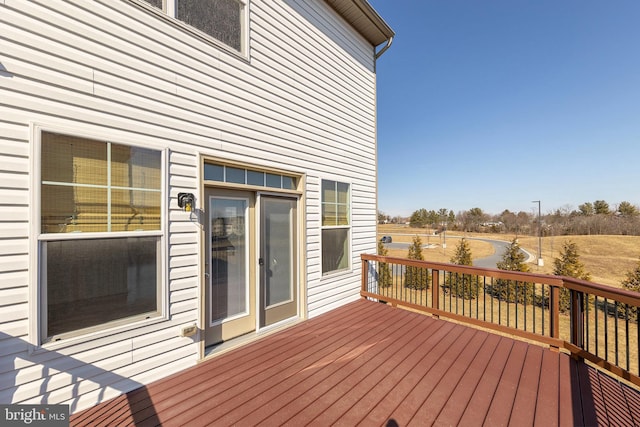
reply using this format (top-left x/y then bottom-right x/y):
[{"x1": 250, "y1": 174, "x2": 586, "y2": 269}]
[
  {"x1": 362, "y1": 254, "x2": 564, "y2": 285},
  {"x1": 562, "y1": 276, "x2": 640, "y2": 306},
  {"x1": 361, "y1": 254, "x2": 640, "y2": 306}
]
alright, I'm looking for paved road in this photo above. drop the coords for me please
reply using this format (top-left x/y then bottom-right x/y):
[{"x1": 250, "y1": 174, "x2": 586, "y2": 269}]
[{"x1": 384, "y1": 235, "x2": 533, "y2": 269}]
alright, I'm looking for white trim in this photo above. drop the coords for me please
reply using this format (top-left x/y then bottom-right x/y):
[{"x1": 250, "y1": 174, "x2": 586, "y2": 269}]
[
  {"x1": 166, "y1": 0, "x2": 175, "y2": 14},
  {"x1": 255, "y1": 192, "x2": 261, "y2": 332},
  {"x1": 30, "y1": 122, "x2": 170, "y2": 152},
  {"x1": 107, "y1": 142, "x2": 112, "y2": 231},
  {"x1": 38, "y1": 230, "x2": 163, "y2": 241},
  {"x1": 28, "y1": 124, "x2": 41, "y2": 349},
  {"x1": 256, "y1": 315, "x2": 298, "y2": 335},
  {"x1": 319, "y1": 178, "x2": 353, "y2": 277},
  {"x1": 29, "y1": 123, "x2": 169, "y2": 347},
  {"x1": 242, "y1": 0, "x2": 251, "y2": 59}
]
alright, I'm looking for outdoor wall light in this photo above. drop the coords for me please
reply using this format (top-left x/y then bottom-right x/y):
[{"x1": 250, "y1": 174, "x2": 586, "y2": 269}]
[{"x1": 178, "y1": 192, "x2": 195, "y2": 212}]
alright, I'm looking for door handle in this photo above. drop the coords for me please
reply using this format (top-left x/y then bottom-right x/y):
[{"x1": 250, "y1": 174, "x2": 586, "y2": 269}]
[{"x1": 258, "y1": 258, "x2": 264, "y2": 266}]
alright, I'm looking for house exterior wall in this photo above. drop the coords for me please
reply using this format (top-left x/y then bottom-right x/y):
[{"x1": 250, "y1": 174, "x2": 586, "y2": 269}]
[{"x1": 0, "y1": 0, "x2": 379, "y2": 413}]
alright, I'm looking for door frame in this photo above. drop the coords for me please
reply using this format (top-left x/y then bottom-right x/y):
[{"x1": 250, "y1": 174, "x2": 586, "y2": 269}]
[{"x1": 198, "y1": 158, "x2": 307, "y2": 359}]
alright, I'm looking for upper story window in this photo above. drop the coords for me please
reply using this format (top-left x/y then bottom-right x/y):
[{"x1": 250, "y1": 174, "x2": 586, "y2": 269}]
[{"x1": 136, "y1": 0, "x2": 247, "y2": 54}]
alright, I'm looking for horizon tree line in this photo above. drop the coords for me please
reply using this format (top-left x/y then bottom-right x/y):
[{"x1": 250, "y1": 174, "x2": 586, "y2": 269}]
[{"x1": 379, "y1": 199, "x2": 640, "y2": 236}]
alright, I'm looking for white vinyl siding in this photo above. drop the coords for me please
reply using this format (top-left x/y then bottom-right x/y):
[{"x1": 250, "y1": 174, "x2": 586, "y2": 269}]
[{"x1": 0, "y1": 0, "x2": 378, "y2": 413}]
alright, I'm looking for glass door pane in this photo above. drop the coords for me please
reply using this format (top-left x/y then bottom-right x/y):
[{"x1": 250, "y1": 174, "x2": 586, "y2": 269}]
[
  {"x1": 264, "y1": 199, "x2": 293, "y2": 307},
  {"x1": 261, "y1": 197, "x2": 297, "y2": 326},
  {"x1": 210, "y1": 197, "x2": 248, "y2": 323}
]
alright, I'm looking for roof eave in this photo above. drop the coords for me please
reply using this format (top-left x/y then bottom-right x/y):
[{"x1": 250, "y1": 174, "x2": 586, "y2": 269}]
[{"x1": 324, "y1": 0, "x2": 395, "y2": 48}]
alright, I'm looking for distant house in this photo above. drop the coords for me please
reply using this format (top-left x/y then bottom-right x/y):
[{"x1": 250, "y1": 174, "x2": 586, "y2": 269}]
[
  {"x1": 481, "y1": 221, "x2": 504, "y2": 228},
  {"x1": 0, "y1": 0, "x2": 393, "y2": 413}
]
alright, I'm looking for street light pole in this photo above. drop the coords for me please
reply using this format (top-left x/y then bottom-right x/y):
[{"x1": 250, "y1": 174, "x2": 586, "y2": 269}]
[
  {"x1": 532, "y1": 200, "x2": 543, "y2": 266},
  {"x1": 440, "y1": 214, "x2": 447, "y2": 255}
]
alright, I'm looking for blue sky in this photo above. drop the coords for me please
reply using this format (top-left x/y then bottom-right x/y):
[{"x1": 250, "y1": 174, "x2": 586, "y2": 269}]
[{"x1": 368, "y1": 0, "x2": 640, "y2": 217}]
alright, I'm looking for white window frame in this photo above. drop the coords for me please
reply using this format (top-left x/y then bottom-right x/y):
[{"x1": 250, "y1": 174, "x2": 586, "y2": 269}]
[
  {"x1": 29, "y1": 124, "x2": 168, "y2": 350},
  {"x1": 130, "y1": 0, "x2": 250, "y2": 58},
  {"x1": 320, "y1": 179, "x2": 352, "y2": 276}
]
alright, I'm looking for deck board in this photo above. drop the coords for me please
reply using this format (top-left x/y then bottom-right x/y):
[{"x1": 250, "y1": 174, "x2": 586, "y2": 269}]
[
  {"x1": 408, "y1": 330, "x2": 498, "y2": 426},
  {"x1": 533, "y1": 349, "x2": 560, "y2": 427},
  {"x1": 510, "y1": 345, "x2": 544, "y2": 426},
  {"x1": 457, "y1": 337, "x2": 514, "y2": 426},
  {"x1": 359, "y1": 321, "x2": 465, "y2": 426},
  {"x1": 70, "y1": 299, "x2": 640, "y2": 426},
  {"x1": 322, "y1": 318, "x2": 450, "y2": 426},
  {"x1": 394, "y1": 326, "x2": 481, "y2": 425},
  {"x1": 558, "y1": 353, "x2": 576, "y2": 426},
  {"x1": 576, "y1": 360, "x2": 599, "y2": 426},
  {"x1": 219, "y1": 306, "x2": 418, "y2": 425},
  {"x1": 432, "y1": 333, "x2": 502, "y2": 426},
  {"x1": 273, "y1": 308, "x2": 434, "y2": 426},
  {"x1": 484, "y1": 339, "x2": 528, "y2": 425}
]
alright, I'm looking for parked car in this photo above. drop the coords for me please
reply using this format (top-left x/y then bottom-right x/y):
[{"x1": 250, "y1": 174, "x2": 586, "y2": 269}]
[{"x1": 380, "y1": 235, "x2": 392, "y2": 243}]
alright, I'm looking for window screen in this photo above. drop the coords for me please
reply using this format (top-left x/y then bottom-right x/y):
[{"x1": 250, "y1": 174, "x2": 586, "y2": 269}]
[{"x1": 177, "y1": 0, "x2": 242, "y2": 51}]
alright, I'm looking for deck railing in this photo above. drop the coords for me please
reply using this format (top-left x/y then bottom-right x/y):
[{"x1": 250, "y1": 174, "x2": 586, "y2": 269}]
[{"x1": 361, "y1": 254, "x2": 640, "y2": 387}]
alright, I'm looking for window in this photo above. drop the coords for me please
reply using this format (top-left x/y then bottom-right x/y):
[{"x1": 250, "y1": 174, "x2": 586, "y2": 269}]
[
  {"x1": 134, "y1": 0, "x2": 247, "y2": 54},
  {"x1": 177, "y1": 0, "x2": 243, "y2": 51},
  {"x1": 204, "y1": 162, "x2": 297, "y2": 190},
  {"x1": 321, "y1": 180, "x2": 350, "y2": 274},
  {"x1": 38, "y1": 131, "x2": 163, "y2": 342}
]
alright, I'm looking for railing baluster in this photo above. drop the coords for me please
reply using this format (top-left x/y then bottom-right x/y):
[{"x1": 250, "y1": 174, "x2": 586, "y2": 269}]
[
  {"x1": 483, "y1": 276, "x2": 487, "y2": 322},
  {"x1": 625, "y1": 305, "x2": 630, "y2": 372},
  {"x1": 489, "y1": 277, "x2": 493, "y2": 324},
  {"x1": 586, "y1": 294, "x2": 590, "y2": 352},
  {"x1": 615, "y1": 301, "x2": 619, "y2": 367},
  {"x1": 595, "y1": 296, "x2": 599, "y2": 358},
  {"x1": 506, "y1": 281, "x2": 510, "y2": 327},
  {"x1": 452, "y1": 273, "x2": 456, "y2": 314},
  {"x1": 432, "y1": 269, "x2": 439, "y2": 310},
  {"x1": 498, "y1": 280, "x2": 502, "y2": 326},
  {"x1": 524, "y1": 281, "x2": 527, "y2": 332},
  {"x1": 551, "y1": 286, "x2": 559, "y2": 339},
  {"x1": 455, "y1": 274, "x2": 459, "y2": 315},
  {"x1": 540, "y1": 283, "x2": 544, "y2": 336},
  {"x1": 515, "y1": 280, "x2": 519, "y2": 330},
  {"x1": 476, "y1": 274, "x2": 480, "y2": 320},
  {"x1": 605, "y1": 298, "x2": 609, "y2": 363},
  {"x1": 533, "y1": 282, "x2": 537, "y2": 335}
]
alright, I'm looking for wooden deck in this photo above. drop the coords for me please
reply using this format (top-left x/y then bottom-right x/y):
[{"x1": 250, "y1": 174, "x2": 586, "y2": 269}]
[{"x1": 70, "y1": 299, "x2": 640, "y2": 426}]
